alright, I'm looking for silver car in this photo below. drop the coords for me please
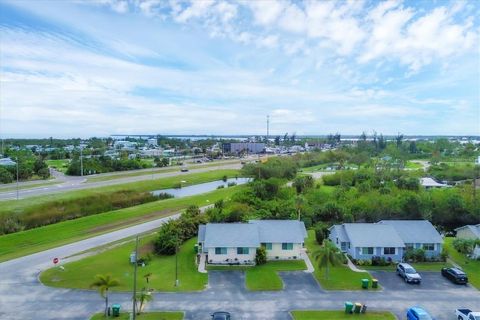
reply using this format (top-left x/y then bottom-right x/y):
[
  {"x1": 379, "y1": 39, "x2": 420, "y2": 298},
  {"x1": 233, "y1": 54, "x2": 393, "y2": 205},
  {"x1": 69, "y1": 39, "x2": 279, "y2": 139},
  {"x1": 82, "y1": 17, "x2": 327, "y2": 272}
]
[{"x1": 397, "y1": 263, "x2": 422, "y2": 284}]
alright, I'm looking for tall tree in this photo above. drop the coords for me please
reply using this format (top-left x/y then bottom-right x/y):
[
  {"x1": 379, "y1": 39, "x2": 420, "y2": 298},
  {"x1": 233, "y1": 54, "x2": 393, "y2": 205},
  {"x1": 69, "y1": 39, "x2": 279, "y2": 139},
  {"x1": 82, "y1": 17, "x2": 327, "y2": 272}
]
[
  {"x1": 135, "y1": 289, "x2": 153, "y2": 315},
  {"x1": 90, "y1": 274, "x2": 120, "y2": 316},
  {"x1": 312, "y1": 240, "x2": 344, "y2": 279}
]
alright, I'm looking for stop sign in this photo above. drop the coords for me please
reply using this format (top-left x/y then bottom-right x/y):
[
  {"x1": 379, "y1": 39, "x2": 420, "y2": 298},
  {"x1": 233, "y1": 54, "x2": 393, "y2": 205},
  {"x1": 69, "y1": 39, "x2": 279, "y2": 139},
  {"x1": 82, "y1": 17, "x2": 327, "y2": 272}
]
[{"x1": 53, "y1": 257, "x2": 59, "y2": 264}]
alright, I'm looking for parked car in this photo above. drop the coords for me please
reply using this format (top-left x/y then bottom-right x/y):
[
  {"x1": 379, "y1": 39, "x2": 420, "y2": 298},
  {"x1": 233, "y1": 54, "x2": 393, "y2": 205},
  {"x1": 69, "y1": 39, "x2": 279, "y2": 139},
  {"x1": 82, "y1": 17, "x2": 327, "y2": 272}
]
[
  {"x1": 180, "y1": 166, "x2": 189, "y2": 172},
  {"x1": 211, "y1": 311, "x2": 231, "y2": 320},
  {"x1": 397, "y1": 263, "x2": 422, "y2": 284},
  {"x1": 407, "y1": 307, "x2": 434, "y2": 320},
  {"x1": 441, "y1": 267, "x2": 468, "y2": 284},
  {"x1": 455, "y1": 308, "x2": 480, "y2": 320}
]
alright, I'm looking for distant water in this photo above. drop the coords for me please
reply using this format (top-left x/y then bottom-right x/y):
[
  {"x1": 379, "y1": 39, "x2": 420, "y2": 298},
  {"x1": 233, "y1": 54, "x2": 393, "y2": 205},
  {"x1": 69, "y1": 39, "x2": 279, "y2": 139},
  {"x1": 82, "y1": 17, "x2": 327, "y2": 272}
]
[{"x1": 151, "y1": 177, "x2": 251, "y2": 198}]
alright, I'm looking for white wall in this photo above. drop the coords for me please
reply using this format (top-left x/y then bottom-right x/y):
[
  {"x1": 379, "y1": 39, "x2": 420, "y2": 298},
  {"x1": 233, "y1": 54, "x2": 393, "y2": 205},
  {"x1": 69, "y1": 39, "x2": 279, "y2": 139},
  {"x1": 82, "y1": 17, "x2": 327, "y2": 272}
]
[
  {"x1": 266, "y1": 243, "x2": 303, "y2": 260},
  {"x1": 456, "y1": 228, "x2": 478, "y2": 240},
  {"x1": 207, "y1": 247, "x2": 256, "y2": 264}
]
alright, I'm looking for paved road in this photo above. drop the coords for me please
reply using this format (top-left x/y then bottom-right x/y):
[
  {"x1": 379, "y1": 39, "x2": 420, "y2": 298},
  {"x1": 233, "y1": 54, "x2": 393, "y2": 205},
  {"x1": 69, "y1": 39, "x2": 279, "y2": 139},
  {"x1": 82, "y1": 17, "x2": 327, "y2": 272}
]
[
  {"x1": 0, "y1": 162, "x2": 241, "y2": 201},
  {"x1": 1, "y1": 208, "x2": 479, "y2": 320}
]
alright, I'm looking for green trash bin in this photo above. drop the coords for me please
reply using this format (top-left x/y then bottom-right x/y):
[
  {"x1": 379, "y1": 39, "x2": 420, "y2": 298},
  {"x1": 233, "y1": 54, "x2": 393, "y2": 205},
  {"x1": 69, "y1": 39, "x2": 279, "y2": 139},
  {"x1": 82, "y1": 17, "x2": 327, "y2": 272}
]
[
  {"x1": 372, "y1": 278, "x2": 378, "y2": 288},
  {"x1": 354, "y1": 303, "x2": 362, "y2": 314},
  {"x1": 111, "y1": 304, "x2": 121, "y2": 317},
  {"x1": 344, "y1": 301, "x2": 354, "y2": 314},
  {"x1": 361, "y1": 278, "x2": 369, "y2": 289}
]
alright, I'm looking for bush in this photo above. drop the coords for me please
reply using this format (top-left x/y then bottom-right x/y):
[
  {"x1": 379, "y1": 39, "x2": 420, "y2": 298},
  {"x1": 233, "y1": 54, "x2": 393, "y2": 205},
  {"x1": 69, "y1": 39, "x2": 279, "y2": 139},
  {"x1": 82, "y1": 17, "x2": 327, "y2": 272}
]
[
  {"x1": 404, "y1": 248, "x2": 426, "y2": 262},
  {"x1": 371, "y1": 256, "x2": 391, "y2": 266},
  {"x1": 153, "y1": 220, "x2": 180, "y2": 255},
  {"x1": 314, "y1": 222, "x2": 329, "y2": 245},
  {"x1": 452, "y1": 238, "x2": 476, "y2": 254},
  {"x1": 255, "y1": 247, "x2": 267, "y2": 265}
]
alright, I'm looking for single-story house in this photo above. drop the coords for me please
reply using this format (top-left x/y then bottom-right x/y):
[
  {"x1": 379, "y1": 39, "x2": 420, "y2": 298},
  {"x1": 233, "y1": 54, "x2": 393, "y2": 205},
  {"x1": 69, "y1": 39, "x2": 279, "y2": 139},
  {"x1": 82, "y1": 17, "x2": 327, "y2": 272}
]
[
  {"x1": 455, "y1": 224, "x2": 480, "y2": 259},
  {"x1": 420, "y1": 177, "x2": 450, "y2": 189},
  {"x1": 329, "y1": 220, "x2": 443, "y2": 261},
  {"x1": 197, "y1": 220, "x2": 307, "y2": 265}
]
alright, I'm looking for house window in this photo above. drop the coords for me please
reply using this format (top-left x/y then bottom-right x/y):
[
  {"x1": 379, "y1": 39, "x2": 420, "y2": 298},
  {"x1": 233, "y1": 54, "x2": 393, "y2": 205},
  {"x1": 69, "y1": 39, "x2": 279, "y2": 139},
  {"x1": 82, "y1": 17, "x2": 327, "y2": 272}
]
[
  {"x1": 282, "y1": 243, "x2": 293, "y2": 250},
  {"x1": 383, "y1": 247, "x2": 395, "y2": 255},
  {"x1": 341, "y1": 242, "x2": 347, "y2": 251},
  {"x1": 361, "y1": 247, "x2": 374, "y2": 255},
  {"x1": 262, "y1": 243, "x2": 272, "y2": 250},
  {"x1": 237, "y1": 247, "x2": 249, "y2": 255},
  {"x1": 423, "y1": 243, "x2": 435, "y2": 251},
  {"x1": 215, "y1": 247, "x2": 227, "y2": 255},
  {"x1": 405, "y1": 243, "x2": 414, "y2": 250}
]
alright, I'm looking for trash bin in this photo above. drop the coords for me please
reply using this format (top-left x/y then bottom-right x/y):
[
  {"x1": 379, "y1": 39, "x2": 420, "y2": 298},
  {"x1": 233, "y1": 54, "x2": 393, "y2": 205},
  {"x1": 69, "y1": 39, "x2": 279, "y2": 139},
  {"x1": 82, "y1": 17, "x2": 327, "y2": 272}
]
[
  {"x1": 354, "y1": 303, "x2": 362, "y2": 314},
  {"x1": 361, "y1": 304, "x2": 368, "y2": 313},
  {"x1": 362, "y1": 278, "x2": 369, "y2": 289},
  {"x1": 372, "y1": 278, "x2": 378, "y2": 288},
  {"x1": 111, "y1": 304, "x2": 121, "y2": 317},
  {"x1": 344, "y1": 301, "x2": 354, "y2": 314}
]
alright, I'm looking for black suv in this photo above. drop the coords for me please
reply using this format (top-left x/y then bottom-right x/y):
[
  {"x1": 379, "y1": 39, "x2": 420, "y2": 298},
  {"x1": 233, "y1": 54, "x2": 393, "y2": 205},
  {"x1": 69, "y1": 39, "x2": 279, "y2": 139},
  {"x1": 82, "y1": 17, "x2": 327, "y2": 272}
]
[{"x1": 441, "y1": 267, "x2": 468, "y2": 284}]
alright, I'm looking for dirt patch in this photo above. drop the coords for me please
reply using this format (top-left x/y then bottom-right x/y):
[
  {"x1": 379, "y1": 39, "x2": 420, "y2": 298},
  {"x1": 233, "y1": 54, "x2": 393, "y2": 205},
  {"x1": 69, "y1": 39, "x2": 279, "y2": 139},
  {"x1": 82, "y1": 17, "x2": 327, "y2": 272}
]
[
  {"x1": 138, "y1": 241, "x2": 155, "y2": 255},
  {"x1": 87, "y1": 207, "x2": 182, "y2": 235}
]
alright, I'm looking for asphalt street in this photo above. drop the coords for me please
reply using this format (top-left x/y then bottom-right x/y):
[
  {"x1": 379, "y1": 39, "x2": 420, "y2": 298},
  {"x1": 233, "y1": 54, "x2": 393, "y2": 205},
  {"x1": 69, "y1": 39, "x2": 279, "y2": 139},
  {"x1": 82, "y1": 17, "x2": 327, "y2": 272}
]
[{"x1": 0, "y1": 162, "x2": 241, "y2": 200}]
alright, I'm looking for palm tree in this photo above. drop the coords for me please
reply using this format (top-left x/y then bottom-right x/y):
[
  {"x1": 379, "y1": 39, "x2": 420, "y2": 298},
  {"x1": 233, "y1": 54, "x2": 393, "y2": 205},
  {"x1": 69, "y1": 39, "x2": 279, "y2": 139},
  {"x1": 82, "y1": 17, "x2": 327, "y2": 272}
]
[
  {"x1": 135, "y1": 288, "x2": 153, "y2": 315},
  {"x1": 295, "y1": 195, "x2": 305, "y2": 220},
  {"x1": 312, "y1": 240, "x2": 344, "y2": 280},
  {"x1": 90, "y1": 274, "x2": 120, "y2": 316}
]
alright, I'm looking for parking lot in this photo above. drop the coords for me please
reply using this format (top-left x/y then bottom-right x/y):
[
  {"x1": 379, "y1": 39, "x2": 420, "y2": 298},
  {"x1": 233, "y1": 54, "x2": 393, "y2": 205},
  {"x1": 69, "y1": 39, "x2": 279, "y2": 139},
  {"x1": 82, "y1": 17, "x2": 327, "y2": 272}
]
[{"x1": 370, "y1": 271, "x2": 476, "y2": 292}]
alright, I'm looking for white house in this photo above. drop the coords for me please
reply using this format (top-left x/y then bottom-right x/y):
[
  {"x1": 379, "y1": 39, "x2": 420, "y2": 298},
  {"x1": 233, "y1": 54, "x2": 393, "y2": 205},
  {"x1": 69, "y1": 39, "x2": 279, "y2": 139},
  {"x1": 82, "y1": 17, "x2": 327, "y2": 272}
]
[
  {"x1": 197, "y1": 220, "x2": 307, "y2": 265},
  {"x1": 455, "y1": 224, "x2": 480, "y2": 259},
  {"x1": 329, "y1": 220, "x2": 443, "y2": 262},
  {"x1": 420, "y1": 177, "x2": 451, "y2": 189}
]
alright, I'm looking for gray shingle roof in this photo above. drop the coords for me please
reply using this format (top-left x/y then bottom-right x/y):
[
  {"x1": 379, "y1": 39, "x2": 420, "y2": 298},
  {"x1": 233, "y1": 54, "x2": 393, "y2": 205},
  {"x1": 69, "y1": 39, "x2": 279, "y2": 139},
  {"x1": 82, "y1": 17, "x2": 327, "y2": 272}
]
[
  {"x1": 455, "y1": 224, "x2": 480, "y2": 238},
  {"x1": 378, "y1": 220, "x2": 443, "y2": 244},
  {"x1": 204, "y1": 223, "x2": 260, "y2": 248},
  {"x1": 249, "y1": 220, "x2": 307, "y2": 243},
  {"x1": 342, "y1": 223, "x2": 405, "y2": 247},
  {"x1": 198, "y1": 225, "x2": 206, "y2": 242},
  {"x1": 330, "y1": 225, "x2": 349, "y2": 243}
]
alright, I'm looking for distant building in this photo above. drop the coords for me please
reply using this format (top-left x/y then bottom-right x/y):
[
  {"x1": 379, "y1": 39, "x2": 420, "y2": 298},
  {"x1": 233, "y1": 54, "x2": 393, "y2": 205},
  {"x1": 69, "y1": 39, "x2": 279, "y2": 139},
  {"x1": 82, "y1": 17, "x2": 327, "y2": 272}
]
[
  {"x1": 222, "y1": 142, "x2": 265, "y2": 154},
  {"x1": 0, "y1": 158, "x2": 16, "y2": 166},
  {"x1": 476, "y1": 156, "x2": 480, "y2": 164},
  {"x1": 147, "y1": 138, "x2": 158, "y2": 147},
  {"x1": 420, "y1": 177, "x2": 451, "y2": 189}
]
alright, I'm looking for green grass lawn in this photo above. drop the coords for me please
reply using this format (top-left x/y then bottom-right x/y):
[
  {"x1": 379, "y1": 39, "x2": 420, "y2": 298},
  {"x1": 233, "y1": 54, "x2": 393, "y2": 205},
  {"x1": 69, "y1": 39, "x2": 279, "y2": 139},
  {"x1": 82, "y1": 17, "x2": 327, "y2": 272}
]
[
  {"x1": 46, "y1": 159, "x2": 70, "y2": 172},
  {"x1": 291, "y1": 310, "x2": 397, "y2": 320},
  {"x1": 0, "y1": 169, "x2": 239, "y2": 216},
  {"x1": 0, "y1": 184, "x2": 243, "y2": 262},
  {"x1": 246, "y1": 260, "x2": 306, "y2": 290},
  {"x1": 90, "y1": 312, "x2": 183, "y2": 320},
  {"x1": 41, "y1": 237, "x2": 207, "y2": 292},
  {"x1": 86, "y1": 160, "x2": 240, "y2": 182},
  {"x1": 444, "y1": 237, "x2": 480, "y2": 289},
  {"x1": 305, "y1": 230, "x2": 374, "y2": 290},
  {"x1": 405, "y1": 161, "x2": 423, "y2": 169}
]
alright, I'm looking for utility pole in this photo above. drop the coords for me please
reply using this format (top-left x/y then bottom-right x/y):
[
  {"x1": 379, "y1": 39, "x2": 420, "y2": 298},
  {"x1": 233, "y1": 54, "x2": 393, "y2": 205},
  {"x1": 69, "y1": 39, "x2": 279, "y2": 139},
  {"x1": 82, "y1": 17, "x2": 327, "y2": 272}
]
[
  {"x1": 175, "y1": 236, "x2": 179, "y2": 287},
  {"x1": 16, "y1": 157, "x2": 19, "y2": 200},
  {"x1": 80, "y1": 146, "x2": 83, "y2": 177},
  {"x1": 132, "y1": 235, "x2": 139, "y2": 319}
]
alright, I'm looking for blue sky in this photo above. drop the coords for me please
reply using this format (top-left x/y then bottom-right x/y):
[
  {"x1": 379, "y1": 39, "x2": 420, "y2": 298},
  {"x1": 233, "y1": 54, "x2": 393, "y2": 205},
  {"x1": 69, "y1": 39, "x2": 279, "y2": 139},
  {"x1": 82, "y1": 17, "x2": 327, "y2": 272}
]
[{"x1": 0, "y1": 0, "x2": 479, "y2": 138}]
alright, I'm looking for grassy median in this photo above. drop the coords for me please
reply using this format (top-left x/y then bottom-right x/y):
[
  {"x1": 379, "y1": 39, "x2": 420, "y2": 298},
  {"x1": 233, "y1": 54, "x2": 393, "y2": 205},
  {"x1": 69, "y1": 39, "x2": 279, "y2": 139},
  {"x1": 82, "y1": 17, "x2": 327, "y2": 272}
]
[
  {"x1": 0, "y1": 184, "x2": 243, "y2": 262},
  {"x1": 41, "y1": 237, "x2": 206, "y2": 292},
  {"x1": 90, "y1": 312, "x2": 183, "y2": 320}
]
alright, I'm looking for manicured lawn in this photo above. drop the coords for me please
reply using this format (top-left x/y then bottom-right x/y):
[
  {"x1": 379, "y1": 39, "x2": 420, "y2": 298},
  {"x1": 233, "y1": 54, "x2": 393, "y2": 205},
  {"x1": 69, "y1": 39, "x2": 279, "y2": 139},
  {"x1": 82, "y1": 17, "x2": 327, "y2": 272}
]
[
  {"x1": 246, "y1": 260, "x2": 306, "y2": 291},
  {"x1": 0, "y1": 169, "x2": 239, "y2": 216},
  {"x1": 0, "y1": 184, "x2": 243, "y2": 262},
  {"x1": 41, "y1": 237, "x2": 207, "y2": 292},
  {"x1": 405, "y1": 161, "x2": 423, "y2": 169},
  {"x1": 46, "y1": 159, "x2": 71, "y2": 172},
  {"x1": 291, "y1": 310, "x2": 396, "y2": 320},
  {"x1": 90, "y1": 312, "x2": 183, "y2": 320},
  {"x1": 444, "y1": 237, "x2": 480, "y2": 289},
  {"x1": 305, "y1": 230, "x2": 374, "y2": 290},
  {"x1": 87, "y1": 160, "x2": 240, "y2": 182}
]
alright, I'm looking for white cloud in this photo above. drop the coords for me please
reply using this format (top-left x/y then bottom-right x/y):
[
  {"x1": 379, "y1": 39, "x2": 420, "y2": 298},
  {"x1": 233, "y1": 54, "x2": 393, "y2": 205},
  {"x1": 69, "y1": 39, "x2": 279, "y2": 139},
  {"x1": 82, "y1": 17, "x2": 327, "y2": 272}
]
[{"x1": 174, "y1": 0, "x2": 215, "y2": 23}]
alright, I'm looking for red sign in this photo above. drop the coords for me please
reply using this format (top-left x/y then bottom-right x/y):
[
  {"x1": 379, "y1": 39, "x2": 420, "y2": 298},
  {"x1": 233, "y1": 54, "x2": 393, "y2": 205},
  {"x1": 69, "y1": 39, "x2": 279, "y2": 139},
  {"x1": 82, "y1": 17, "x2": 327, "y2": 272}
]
[{"x1": 53, "y1": 257, "x2": 59, "y2": 264}]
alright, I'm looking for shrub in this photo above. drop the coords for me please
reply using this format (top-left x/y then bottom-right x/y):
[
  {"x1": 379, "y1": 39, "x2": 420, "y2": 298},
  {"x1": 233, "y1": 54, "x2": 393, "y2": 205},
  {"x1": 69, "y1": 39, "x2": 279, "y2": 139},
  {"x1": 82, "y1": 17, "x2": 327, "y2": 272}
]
[
  {"x1": 452, "y1": 238, "x2": 476, "y2": 254},
  {"x1": 404, "y1": 248, "x2": 426, "y2": 262},
  {"x1": 255, "y1": 247, "x2": 267, "y2": 265},
  {"x1": 314, "y1": 222, "x2": 329, "y2": 245}
]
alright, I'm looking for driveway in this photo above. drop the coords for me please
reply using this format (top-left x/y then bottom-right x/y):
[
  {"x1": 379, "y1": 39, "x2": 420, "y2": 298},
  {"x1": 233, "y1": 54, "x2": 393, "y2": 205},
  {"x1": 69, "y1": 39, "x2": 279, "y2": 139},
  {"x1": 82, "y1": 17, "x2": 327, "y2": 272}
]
[{"x1": 371, "y1": 271, "x2": 476, "y2": 292}]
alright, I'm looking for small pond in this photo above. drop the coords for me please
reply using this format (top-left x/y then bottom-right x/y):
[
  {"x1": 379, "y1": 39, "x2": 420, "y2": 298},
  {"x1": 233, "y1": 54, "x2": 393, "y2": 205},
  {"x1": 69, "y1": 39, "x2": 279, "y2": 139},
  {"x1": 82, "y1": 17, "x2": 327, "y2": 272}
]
[{"x1": 151, "y1": 177, "x2": 251, "y2": 198}]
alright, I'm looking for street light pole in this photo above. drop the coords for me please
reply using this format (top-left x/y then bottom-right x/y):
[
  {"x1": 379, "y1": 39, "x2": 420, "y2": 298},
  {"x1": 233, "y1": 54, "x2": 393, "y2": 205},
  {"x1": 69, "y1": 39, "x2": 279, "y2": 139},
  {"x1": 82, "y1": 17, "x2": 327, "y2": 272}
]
[
  {"x1": 16, "y1": 157, "x2": 19, "y2": 200},
  {"x1": 132, "y1": 235, "x2": 139, "y2": 320},
  {"x1": 80, "y1": 147, "x2": 83, "y2": 177},
  {"x1": 175, "y1": 236, "x2": 179, "y2": 287}
]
